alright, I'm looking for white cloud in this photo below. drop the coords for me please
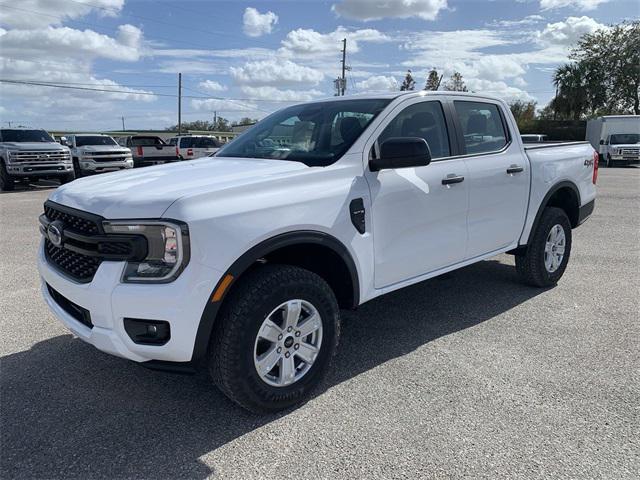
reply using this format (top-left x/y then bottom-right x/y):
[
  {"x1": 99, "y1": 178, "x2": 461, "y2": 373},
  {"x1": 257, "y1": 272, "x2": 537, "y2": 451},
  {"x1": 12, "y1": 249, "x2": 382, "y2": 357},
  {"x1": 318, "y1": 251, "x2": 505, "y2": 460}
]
[
  {"x1": 465, "y1": 79, "x2": 533, "y2": 102},
  {"x1": 0, "y1": 0, "x2": 125, "y2": 29},
  {"x1": 474, "y1": 56, "x2": 527, "y2": 81},
  {"x1": 355, "y1": 75, "x2": 398, "y2": 92},
  {"x1": 280, "y1": 27, "x2": 390, "y2": 57},
  {"x1": 540, "y1": 0, "x2": 609, "y2": 10},
  {"x1": 537, "y1": 16, "x2": 604, "y2": 45},
  {"x1": 489, "y1": 15, "x2": 545, "y2": 28},
  {"x1": 190, "y1": 98, "x2": 258, "y2": 113},
  {"x1": 230, "y1": 59, "x2": 324, "y2": 87},
  {"x1": 198, "y1": 80, "x2": 227, "y2": 93},
  {"x1": 0, "y1": 25, "x2": 144, "y2": 62},
  {"x1": 242, "y1": 7, "x2": 278, "y2": 37},
  {"x1": 239, "y1": 86, "x2": 323, "y2": 102},
  {"x1": 332, "y1": 0, "x2": 448, "y2": 21}
]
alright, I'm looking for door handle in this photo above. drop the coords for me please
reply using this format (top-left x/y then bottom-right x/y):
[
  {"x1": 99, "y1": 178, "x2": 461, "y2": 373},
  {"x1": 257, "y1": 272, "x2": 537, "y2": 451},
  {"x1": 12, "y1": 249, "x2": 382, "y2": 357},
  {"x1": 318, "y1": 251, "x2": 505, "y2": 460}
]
[
  {"x1": 442, "y1": 174, "x2": 465, "y2": 185},
  {"x1": 507, "y1": 165, "x2": 524, "y2": 174}
]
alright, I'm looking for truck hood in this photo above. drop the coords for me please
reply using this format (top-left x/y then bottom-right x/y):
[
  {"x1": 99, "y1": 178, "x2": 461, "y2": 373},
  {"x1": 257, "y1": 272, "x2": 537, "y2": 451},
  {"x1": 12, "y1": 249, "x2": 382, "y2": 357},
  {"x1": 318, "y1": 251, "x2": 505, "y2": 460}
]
[
  {"x1": 610, "y1": 144, "x2": 640, "y2": 149},
  {"x1": 2, "y1": 142, "x2": 66, "y2": 151},
  {"x1": 49, "y1": 156, "x2": 308, "y2": 219}
]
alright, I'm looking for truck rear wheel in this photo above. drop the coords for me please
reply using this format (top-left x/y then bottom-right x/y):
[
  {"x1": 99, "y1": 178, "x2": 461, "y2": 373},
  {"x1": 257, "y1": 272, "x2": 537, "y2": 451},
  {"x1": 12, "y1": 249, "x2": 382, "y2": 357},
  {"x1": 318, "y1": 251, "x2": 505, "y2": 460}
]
[
  {"x1": 209, "y1": 264, "x2": 340, "y2": 413},
  {"x1": 0, "y1": 161, "x2": 15, "y2": 191},
  {"x1": 515, "y1": 207, "x2": 572, "y2": 287}
]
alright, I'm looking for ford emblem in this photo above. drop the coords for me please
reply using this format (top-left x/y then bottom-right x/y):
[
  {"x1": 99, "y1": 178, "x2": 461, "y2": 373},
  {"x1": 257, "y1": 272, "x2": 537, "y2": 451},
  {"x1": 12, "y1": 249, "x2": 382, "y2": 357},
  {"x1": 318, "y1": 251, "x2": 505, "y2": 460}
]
[{"x1": 47, "y1": 222, "x2": 64, "y2": 247}]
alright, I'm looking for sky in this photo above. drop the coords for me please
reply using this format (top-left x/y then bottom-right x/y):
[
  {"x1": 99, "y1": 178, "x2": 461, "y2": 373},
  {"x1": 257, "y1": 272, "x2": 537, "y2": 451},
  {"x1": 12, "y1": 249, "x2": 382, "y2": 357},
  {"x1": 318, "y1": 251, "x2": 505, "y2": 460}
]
[{"x1": 0, "y1": 0, "x2": 638, "y2": 131}]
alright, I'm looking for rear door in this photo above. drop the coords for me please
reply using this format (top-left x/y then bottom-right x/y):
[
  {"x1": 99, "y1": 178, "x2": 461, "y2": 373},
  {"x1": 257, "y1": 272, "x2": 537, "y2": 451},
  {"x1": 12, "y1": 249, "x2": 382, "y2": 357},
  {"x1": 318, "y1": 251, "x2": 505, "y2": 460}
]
[
  {"x1": 451, "y1": 99, "x2": 530, "y2": 258},
  {"x1": 364, "y1": 96, "x2": 469, "y2": 288}
]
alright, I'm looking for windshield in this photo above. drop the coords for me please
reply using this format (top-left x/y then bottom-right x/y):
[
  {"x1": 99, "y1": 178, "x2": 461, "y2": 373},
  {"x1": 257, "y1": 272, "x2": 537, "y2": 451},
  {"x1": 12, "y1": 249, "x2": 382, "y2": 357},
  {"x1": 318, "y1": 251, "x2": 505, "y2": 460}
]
[
  {"x1": 216, "y1": 99, "x2": 391, "y2": 166},
  {"x1": 0, "y1": 129, "x2": 55, "y2": 143},
  {"x1": 610, "y1": 133, "x2": 640, "y2": 145},
  {"x1": 75, "y1": 136, "x2": 118, "y2": 146}
]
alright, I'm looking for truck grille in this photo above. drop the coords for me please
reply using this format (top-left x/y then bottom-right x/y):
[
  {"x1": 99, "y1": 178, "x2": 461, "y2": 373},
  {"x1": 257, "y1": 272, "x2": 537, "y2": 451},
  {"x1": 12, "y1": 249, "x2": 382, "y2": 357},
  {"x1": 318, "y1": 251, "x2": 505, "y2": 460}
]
[
  {"x1": 42, "y1": 202, "x2": 147, "y2": 283},
  {"x1": 11, "y1": 150, "x2": 70, "y2": 162},
  {"x1": 620, "y1": 148, "x2": 639, "y2": 156},
  {"x1": 44, "y1": 204, "x2": 99, "y2": 235}
]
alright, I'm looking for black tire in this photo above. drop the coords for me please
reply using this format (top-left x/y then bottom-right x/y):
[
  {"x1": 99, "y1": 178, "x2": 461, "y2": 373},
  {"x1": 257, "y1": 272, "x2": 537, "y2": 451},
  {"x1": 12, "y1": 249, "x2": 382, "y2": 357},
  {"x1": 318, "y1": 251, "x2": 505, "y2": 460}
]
[
  {"x1": 72, "y1": 158, "x2": 84, "y2": 177},
  {"x1": 209, "y1": 264, "x2": 340, "y2": 413},
  {"x1": 59, "y1": 171, "x2": 76, "y2": 185},
  {"x1": 0, "y1": 161, "x2": 15, "y2": 191},
  {"x1": 516, "y1": 207, "x2": 572, "y2": 288}
]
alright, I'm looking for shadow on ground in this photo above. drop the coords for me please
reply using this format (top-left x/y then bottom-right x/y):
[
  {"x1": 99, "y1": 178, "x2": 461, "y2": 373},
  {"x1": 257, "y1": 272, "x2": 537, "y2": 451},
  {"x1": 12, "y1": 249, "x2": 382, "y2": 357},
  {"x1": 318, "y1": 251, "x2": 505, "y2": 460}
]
[{"x1": 1, "y1": 259, "x2": 545, "y2": 479}]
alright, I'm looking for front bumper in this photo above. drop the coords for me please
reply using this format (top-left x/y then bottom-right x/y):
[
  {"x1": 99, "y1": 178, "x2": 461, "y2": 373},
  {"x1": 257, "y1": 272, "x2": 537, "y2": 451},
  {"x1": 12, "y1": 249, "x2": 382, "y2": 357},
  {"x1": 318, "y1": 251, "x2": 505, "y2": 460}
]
[
  {"x1": 6, "y1": 162, "x2": 73, "y2": 177},
  {"x1": 38, "y1": 239, "x2": 222, "y2": 363},
  {"x1": 79, "y1": 158, "x2": 133, "y2": 173}
]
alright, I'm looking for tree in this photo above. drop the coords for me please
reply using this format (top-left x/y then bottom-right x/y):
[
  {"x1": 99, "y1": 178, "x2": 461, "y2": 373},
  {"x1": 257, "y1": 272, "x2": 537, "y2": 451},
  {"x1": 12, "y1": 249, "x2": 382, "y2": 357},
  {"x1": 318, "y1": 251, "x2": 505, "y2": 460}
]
[
  {"x1": 165, "y1": 117, "x2": 232, "y2": 132},
  {"x1": 550, "y1": 20, "x2": 640, "y2": 117},
  {"x1": 509, "y1": 100, "x2": 537, "y2": 123},
  {"x1": 231, "y1": 117, "x2": 258, "y2": 127},
  {"x1": 400, "y1": 70, "x2": 416, "y2": 91},
  {"x1": 424, "y1": 69, "x2": 441, "y2": 91},
  {"x1": 552, "y1": 63, "x2": 591, "y2": 120},
  {"x1": 443, "y1": 72, "x2": 468, "y2": 92}
]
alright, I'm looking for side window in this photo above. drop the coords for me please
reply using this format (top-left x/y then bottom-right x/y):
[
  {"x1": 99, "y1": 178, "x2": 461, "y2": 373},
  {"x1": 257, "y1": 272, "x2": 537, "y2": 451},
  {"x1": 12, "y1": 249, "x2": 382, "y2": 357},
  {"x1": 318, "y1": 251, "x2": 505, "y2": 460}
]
[
  {"x1": 378, "y1": 101, "x2": 450, "y2": 159},
  {"x1": 453, "y1": 101, "x2": 508, "y2": 154},
  {"x1": 168, "y1": 138, "x2": 177, "y2": 146}
]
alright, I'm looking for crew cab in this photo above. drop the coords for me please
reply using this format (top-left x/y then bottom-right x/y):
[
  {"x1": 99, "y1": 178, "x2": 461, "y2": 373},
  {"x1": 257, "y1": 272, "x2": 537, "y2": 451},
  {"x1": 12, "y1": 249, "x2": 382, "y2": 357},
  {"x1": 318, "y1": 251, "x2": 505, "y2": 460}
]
[
  {"x1": 1, "y1": 128, "x2": 73, "y2": 191},
  {"x1": 37, "y1": 92, "x2": 597, "y2": 413},
  {"x1": 65, "y1": 134, "x2": 133, "y2": 176},
  {"x1": 167, "y1": 135, "x2": 222, "y2": 160},
  {"x1": 117, "y1": 135, "x2": 178, "y2": 167}
]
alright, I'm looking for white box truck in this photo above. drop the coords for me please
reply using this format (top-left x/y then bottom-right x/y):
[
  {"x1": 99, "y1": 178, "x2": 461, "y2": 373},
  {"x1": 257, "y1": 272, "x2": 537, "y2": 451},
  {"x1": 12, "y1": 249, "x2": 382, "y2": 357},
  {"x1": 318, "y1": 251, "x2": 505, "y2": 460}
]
[{"x1": 586, "y1": 115, "x2": 640, "y2": 167}]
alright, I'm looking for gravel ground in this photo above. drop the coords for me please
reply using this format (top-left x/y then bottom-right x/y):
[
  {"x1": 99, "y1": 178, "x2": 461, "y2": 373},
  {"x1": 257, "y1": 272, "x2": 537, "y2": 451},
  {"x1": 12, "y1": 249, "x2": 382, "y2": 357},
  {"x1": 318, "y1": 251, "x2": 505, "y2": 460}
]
[{"x1": 1, "y1": 169, "x2": 639, "y2": 479}]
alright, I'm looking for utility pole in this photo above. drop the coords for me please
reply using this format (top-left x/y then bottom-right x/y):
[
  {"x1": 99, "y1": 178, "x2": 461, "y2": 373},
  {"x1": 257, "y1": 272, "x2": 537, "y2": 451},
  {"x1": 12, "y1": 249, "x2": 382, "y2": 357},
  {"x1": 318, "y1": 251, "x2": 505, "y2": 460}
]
[
  {"x1": 340, "y1": 38, "x2": 347, "y2": 96},
  {"x1": 177, "y1": 72, "x2": 182, "y2": 135},
  {"x1": 121, "y1": 116, "x2": 125, "y2": 131},
  {"x1": 213, "y1": 111, "x2": 217, "y2": 129}
]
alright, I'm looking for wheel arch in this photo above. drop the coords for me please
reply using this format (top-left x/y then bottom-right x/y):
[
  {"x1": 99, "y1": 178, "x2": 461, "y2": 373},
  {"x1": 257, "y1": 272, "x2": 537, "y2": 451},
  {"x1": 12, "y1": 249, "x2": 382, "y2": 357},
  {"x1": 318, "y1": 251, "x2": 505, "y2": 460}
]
[
  {"x1": 191, "y1": 230, "x2": 360, "y2": 362},
  {"x1": 525, "y1": 181, "x2": 581, "y2": 245}
]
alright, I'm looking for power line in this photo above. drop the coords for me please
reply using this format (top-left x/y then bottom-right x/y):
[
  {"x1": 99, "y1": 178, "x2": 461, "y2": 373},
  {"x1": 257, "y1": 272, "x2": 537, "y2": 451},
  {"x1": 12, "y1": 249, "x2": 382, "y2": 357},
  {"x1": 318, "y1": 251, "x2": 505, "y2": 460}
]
[{"x1": 0, "y1": 79, "x2": 314, "y2": 104}]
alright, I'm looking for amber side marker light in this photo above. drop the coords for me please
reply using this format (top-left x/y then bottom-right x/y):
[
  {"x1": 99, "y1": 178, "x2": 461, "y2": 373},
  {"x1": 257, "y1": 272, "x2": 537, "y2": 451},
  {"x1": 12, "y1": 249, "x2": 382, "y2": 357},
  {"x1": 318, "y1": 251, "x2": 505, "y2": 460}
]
[{"x1": 212, "y1": 274, "x2": 234, "y2": 302}]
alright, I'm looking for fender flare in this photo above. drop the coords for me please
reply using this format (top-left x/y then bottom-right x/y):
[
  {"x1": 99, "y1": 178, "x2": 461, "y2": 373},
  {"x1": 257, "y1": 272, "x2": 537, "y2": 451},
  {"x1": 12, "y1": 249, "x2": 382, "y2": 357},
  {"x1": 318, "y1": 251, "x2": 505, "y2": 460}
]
[
  {"x1": 190, "y1": 230, "x2": 360, "y2": 362},
  {"x1": 524, "y1": 180, "x2": 581, "y2": 245}
]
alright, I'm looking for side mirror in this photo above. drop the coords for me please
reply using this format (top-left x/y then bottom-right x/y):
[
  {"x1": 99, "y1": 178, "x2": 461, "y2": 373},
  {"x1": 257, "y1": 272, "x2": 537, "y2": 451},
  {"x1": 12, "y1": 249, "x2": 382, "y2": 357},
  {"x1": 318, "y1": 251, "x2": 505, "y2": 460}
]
[
  {"x1": 370, "y1": 137, "x2": 432, "y2": 172},
  {"x1": 599, "y1": 139, "x2": 605, "y2": 145}
]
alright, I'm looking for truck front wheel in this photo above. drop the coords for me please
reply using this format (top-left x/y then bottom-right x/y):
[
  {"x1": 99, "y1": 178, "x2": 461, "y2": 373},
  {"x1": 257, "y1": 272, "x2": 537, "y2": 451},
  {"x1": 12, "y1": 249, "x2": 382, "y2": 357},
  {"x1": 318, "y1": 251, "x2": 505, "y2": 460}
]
[
  {"x1": 0, "y1": 161, "x2": 15, "y2": 191},
  {"x1": 209, "y1": 264, "x2": 340, "y2": 413},
  {"x1": 515, "y1": 207, "x2": 572, "y2": 287},
  {"x1": 59, "y1": 171, "x2": 76, "y2": 184}
]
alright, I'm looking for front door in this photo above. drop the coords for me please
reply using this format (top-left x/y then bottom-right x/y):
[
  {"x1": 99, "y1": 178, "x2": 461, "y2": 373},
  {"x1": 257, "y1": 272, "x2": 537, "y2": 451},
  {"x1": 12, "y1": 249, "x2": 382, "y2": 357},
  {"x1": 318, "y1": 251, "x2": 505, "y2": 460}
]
[{"x1": 364, "y1": 98, "x2": 469, "y2": 288}]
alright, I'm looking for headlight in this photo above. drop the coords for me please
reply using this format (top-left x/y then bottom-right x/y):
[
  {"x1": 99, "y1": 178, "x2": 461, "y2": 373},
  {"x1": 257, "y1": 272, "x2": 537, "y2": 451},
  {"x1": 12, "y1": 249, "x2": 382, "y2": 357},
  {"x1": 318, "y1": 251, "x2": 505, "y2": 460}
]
[{"x1": 102, "y1": 221, "x2": 190, "y2": 283}]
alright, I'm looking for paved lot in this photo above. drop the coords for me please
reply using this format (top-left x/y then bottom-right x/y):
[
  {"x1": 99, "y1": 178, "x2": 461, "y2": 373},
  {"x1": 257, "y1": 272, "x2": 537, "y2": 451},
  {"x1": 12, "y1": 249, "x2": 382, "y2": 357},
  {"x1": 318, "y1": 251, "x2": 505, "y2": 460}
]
[{"x1": 1, "y1": 169, "x2": 639, "y2": 479}]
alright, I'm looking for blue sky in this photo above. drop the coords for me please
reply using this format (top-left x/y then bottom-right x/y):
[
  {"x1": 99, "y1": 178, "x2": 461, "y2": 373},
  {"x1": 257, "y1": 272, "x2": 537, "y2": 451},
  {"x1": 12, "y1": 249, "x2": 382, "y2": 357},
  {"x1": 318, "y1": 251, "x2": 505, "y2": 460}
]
[{"x1": 0, "y1": 0, "x2": 637, "y2": 131}]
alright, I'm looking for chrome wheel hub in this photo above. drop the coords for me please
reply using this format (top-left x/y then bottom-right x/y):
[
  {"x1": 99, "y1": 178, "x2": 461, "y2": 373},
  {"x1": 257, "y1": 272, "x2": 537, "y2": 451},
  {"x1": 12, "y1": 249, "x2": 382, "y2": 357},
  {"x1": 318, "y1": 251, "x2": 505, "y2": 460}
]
[
  {"x1": 253, "y1": 299, "x2": 323, "y2": 387},
  {"x1": 544, "y1": 224, "x2": 566, "y2": 273}
]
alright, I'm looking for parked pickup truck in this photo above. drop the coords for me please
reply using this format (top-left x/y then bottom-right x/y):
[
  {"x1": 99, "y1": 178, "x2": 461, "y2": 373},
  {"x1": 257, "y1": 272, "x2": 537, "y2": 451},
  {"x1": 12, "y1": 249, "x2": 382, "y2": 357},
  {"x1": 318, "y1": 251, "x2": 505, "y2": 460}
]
[
  {"x1": 1, "y1": 128, "x2": 74, "y2": 191},
  {"x1": 117, "y1": 135, "x2": 178, "y2": 167},
  {"x1": 167, "y1": 135, "x2": 222, "y2": 160},
  {"x1": 37, "y1": 92, "x2": 597, "y2": 412},
  {"x1": 66, "y1": 134, "x2": 133, "y2": 177}
]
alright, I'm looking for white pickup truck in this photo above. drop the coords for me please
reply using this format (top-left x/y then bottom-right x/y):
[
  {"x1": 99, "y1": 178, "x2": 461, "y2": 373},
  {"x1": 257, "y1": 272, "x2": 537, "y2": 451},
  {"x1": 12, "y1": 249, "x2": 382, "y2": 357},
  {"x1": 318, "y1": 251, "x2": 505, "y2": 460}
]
[
  {"x1": 37, "y1": 92, "x2": 597, "y2": 412},
  {"x1": 66, "y1": 134, "x2": 133, "y2": 177},
  {"x1": 117, "y1": 135, "x2": 178, "y2": 167},
  {"x1": 1, "y1": 128, "x2": 74, "y2": 191}
]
